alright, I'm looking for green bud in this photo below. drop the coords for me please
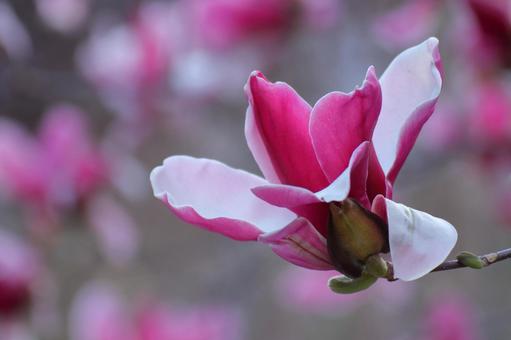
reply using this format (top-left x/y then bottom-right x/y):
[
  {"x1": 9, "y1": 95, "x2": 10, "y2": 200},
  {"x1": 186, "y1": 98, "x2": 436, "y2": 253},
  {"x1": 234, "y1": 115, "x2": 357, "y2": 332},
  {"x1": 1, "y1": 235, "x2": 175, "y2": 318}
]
[
  {"x1": 328, "y1": 273, "x2": 378, "y2": 294},
  {"x1": 327, "y1": 199, "x2": 389, "y2": 278},
  {"x1": 365, "y1": 254, "x2": 389, "y2": 278},
  {"x1": 457, "y1": 251, "x2": 485, "y2": 269}
]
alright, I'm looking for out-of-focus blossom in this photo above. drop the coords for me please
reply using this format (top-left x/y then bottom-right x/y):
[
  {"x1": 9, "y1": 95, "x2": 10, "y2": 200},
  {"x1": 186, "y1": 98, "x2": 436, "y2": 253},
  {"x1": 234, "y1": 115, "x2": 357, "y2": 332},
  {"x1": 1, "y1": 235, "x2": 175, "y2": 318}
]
[
  {"x1": 70, "y1": 281, "x2": 243, "y2": 340},
  {"x1": 86, "y1": 195, "x2": 139, "y2": 267},
  {"x1": 0, "y1": 230, "x2": 40, "y2": 317},
  {"x1": 184, "y1": 0, "x2": 294, "y2": 50},
  {"x1": 0, "y1": 104, "x2": 108, "y2": 224},
  {"x1": 151, "y1": 38, "x2": 457, "y2": 282},
  {"x1": 372, "y1": 0, "x2": 441, "y2": 50},
  {"x1": 423, "y1": 295, "x2": 479, "y2": 340},
  {"x1": 0, "y1": 1, "x2": 32, "y2": 59},
  {"x1": 35, "y1": 0, "x2": 90, "y2": 34},
  {"x1": 467, "y1": 80, "x2": 511, "y2": 153},
  {"x1": 77, "y1": 3, "x2": 175, "y2": 94},
  {"x1": 297, "y1": 0, "x2": 342, "y2": 31},
  {"x1": 275, "y1": 267, "x2": 413, "y2": 315},
  {"x1": 418, "y1": 100, "x2": 464, "y2": 153},
  {"x1": 463, "y1": 0, "x2": 511, "y2": 69}
]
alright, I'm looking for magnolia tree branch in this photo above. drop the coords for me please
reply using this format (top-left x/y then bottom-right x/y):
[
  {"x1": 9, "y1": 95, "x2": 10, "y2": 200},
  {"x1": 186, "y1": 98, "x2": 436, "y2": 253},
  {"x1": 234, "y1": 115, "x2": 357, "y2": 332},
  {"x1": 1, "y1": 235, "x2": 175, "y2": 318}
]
[{"x1": 386, "y1": 248, "x2": 511, "y2": 281}]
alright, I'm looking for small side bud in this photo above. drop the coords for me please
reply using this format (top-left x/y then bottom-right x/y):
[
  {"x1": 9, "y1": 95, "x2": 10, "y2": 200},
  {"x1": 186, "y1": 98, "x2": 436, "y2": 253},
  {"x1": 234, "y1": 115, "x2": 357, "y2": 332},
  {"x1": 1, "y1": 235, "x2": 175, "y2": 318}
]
[
  {"x1": 457, "y1": 251, "x2": 485, "y2": 269},
  {"x1": 328, "y1": 273, "x2": 378, "y2": 294},
  {"x1": 327, "y1": 199, "x2": 388, "y2": 278},
  {"x1": 365, "y1": 254, "x2": 388, "y2": 278}
]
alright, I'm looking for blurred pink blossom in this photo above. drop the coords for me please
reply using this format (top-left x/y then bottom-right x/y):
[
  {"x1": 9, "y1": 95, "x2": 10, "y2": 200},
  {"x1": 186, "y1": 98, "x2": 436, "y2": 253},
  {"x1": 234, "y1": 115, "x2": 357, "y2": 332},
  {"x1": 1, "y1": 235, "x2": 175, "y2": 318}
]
[
  {"x1": 467, "y1": 80, "x2": 511, "y2": 153},
  {"x1": 35, "y1": 0, "x2": 90, "y2": 34},
  {"x1": 423, "y1": 295, "x2": 479, "y2": 340},
  {"x1": 372, "y1": 0, "x2": 441, "y2": 50},
  {"x1": 86, "y1": 195, "x2": 139, "y2": 267},
  {"x1": 0, "y1": 230, "x2": 40, "y2": 317},
  {"x1": 70, "y1": 281, "x2": 243, "y2": 340},
  {"x1": 151, "y1": 38, "x2": 457, "y2": 282},
  {"x1": 184, "y1": 0, "x2": 294, "y2": 50},
  {"x1": 463, "y1": 0, "x2": 511, "y2": 69},
  {"x1": 0, "y1": 105, "x2": 107, "y2": 216}
]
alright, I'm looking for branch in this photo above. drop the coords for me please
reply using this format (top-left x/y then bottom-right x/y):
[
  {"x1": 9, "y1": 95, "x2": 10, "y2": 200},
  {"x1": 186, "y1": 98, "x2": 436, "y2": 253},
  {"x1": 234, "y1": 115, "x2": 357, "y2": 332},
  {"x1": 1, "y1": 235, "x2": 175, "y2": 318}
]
[{"x1": 386, "y1": 248, "x2": 511, "y2": 281}]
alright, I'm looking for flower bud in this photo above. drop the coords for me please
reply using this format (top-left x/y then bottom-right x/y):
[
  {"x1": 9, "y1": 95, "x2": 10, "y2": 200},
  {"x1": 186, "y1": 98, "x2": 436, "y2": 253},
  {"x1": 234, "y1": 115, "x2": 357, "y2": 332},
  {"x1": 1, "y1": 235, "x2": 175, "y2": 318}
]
[
  {"x1": 327, "y1": 199, "x2": 388, "y2": 278},
  {"x1": 328, "y1": 273, "x2": 378, "y2": 294},
  {"x1": 365, "y1": 254, "x2": 389, "y2": 278},
  {"x1": 456, "y1": 251, "x2": 485, "y2": 269}
]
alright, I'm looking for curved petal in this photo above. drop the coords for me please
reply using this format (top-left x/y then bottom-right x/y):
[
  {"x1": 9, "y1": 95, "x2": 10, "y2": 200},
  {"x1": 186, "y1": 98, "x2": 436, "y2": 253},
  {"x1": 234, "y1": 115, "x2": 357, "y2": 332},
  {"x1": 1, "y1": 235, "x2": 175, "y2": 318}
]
[
  {"x1": 244, "y1": 71, "x2": 328, "y2": 191},
  {"x1": 251, "y1": 184, "x2": 327, "y2": 236},
  {"x1": 310, "y1": 67, "x2": 382, "y2": 182},
  {"x1": 373, "y1": 37, "x2": 442, "y2": 183},
  {"x1": 372, "y1": 196, "x2": 457, "y2": 281},
  {"x1": 259, "y1": 218, "x2": 333, "y2": 270},
  {"x1": 315, "y1": 141, "x2": 371, "y2": 208},
  {"x1": 150, "y1": 156, "x2": 296, "y2": 241}
]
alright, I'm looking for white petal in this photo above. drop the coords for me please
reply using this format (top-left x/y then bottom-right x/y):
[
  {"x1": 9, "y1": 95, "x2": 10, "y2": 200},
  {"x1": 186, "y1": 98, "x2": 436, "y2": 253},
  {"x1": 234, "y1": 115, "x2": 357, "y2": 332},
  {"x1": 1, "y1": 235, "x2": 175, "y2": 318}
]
[{"x1": 377, "y1": 197, "x2": 457, "y2": 281}]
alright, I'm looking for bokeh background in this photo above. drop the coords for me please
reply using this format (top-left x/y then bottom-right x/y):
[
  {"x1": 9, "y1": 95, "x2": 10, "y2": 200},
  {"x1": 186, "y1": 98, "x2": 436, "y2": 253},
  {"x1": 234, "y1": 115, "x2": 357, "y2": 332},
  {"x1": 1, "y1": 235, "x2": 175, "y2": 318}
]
[{"x1": 1, "y1": 0, "x2": 511, "y2": 339}]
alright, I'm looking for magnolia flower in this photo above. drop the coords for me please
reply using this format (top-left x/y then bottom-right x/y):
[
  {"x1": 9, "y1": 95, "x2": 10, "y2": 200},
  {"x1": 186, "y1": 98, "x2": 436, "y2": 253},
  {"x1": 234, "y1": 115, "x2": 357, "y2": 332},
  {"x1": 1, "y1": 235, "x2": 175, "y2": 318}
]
[{"x1": 151, "y1": 38, "x2": 457, "y2": 282}]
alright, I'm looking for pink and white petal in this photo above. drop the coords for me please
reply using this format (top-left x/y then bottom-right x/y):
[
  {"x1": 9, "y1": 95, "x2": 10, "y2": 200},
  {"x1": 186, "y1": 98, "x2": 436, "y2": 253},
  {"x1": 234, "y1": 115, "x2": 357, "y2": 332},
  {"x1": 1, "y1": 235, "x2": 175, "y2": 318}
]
[
  {"x1": 310, "y1": 67, "x2": 382, "y2": 182},
  {"x1": 245, "y1": 71, "x2": 328, "y2": 191},
  {"x1": 259, "y1": 218, "x2": 333, "y2": 270},
  {"x1": 252, "y1": 184, "x2": 328, "y2": 236},
  {"x1": 150, "y1": 156, "x2": 296, "y2": 241},
  {"x1": 315, "y1": 142, "x2": 370, "y2": 207},
  {"x1": 373, "y1": 196, "x2": 457, "y2": 281},
  {"x1": 252, "y1": 184, "x2": 321, "y2": 208},
  {"x1": 373, "y1": 37, "x2": 442, "y2": 183}
]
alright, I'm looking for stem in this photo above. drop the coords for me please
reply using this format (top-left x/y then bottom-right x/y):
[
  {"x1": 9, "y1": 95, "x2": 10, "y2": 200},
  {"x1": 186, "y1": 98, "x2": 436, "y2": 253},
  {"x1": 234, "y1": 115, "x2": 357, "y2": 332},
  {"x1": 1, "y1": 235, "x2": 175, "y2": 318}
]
[{"x1": 386, "y1": 247, "x2": 511, "y2": 281}]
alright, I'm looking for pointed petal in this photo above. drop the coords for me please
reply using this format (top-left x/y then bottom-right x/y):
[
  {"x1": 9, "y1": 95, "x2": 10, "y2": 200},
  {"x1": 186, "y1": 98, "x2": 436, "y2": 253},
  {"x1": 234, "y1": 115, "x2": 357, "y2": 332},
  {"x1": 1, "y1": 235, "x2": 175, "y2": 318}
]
[
  {"x1": 372, "y1": 196, "x2": 457, "y2": 281},
  {"x1": 252, "y1": 184, "x2": 328, "y2": 236},
  {"x1": 373, "y1": 37, "x2": 442, "y2": 183},
  {"x1": 310, "y1": 67, "x2": 382, "y2": 182},
  {"x1": 315, "y1": 142, "x2": 371, "y2": 208},
  {"x1": 150, "y1": 156, "x2": 296, "y2": 241},
  {"x1": 245, "y1": 71, "x2": 328, "y2": 191},
  {"x1": 259, "y1": 218, "x2": 334, "y2": 270}
]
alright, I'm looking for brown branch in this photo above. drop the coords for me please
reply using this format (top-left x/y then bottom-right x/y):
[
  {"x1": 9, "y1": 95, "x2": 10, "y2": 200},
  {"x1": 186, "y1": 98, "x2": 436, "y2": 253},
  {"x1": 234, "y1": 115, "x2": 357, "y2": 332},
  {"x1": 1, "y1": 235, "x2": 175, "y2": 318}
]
[{"x1": 386, "y1": 248, "x2": 511, "y2": 281}]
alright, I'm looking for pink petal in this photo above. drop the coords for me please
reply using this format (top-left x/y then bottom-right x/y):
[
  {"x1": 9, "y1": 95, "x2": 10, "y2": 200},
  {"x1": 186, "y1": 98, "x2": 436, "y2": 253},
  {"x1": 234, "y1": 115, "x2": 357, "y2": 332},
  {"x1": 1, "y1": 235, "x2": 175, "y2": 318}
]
[
  {"x1": 259, "y1": 218, "x2": 333, "y2": 270},
  {"x1": 310, "y1": 67, "x2": 382, "y2": 182},
  {"x1": 372, "y1": 196, "x2": 457, "y2": 281},
  {"x1": 150, "y1": 156, "x2": 296, "y2": 241},
  {"x1": 373, "y1": 37, "x2": 443, "y2": 184},
  {"x1": 252, "y1": 142, "x2": 372, "y2": 234},
  {"x1": 251, "y1": 184, "x2": 327, "y2": 236},
  {"x1": 244, "y1": 71, "x2": 328, "y2": 191}
]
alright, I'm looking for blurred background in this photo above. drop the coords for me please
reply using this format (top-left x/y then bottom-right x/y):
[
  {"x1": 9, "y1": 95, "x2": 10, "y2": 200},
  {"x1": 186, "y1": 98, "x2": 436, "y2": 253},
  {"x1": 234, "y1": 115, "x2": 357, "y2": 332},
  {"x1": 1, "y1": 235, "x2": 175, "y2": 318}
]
[{"x1": 1, "y1": 0, "x2": 511, "y2": 339}]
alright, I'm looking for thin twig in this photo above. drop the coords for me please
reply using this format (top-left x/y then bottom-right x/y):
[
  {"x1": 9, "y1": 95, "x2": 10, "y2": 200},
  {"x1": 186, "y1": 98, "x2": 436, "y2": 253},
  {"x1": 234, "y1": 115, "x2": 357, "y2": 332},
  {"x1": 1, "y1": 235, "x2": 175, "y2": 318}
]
[{"x1": 386, "y1": 248, "x2": 511, "y2": 281}]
